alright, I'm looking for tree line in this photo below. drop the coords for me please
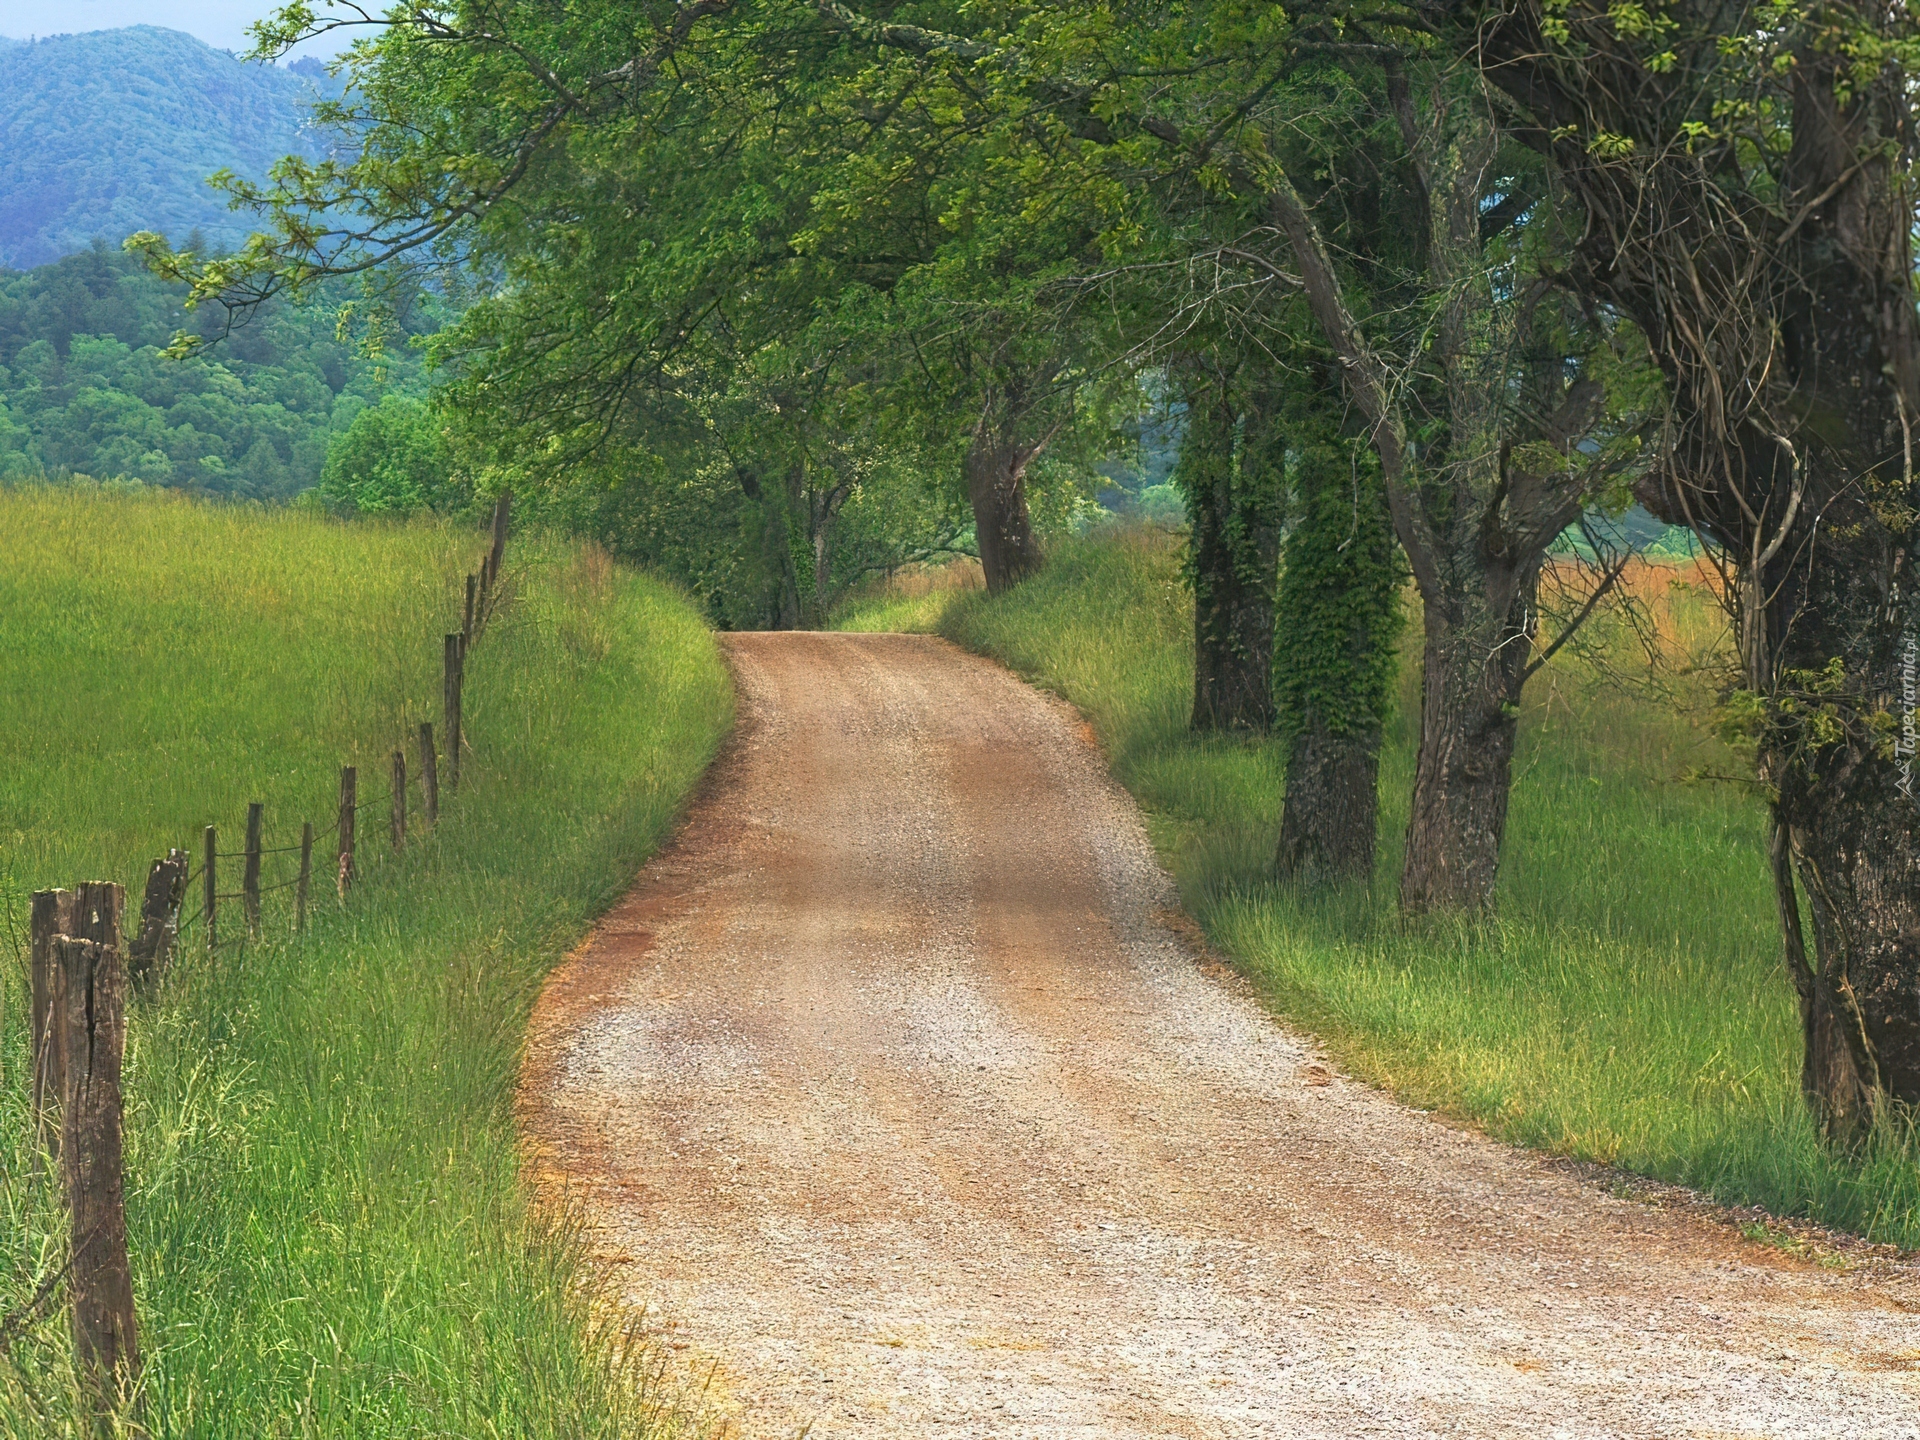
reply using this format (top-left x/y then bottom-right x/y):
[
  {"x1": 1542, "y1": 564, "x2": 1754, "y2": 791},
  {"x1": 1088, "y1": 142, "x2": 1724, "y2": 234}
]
[
  {"x1": 0, "y1": 242, "x2": 433, "y2": 498},
  {"x1": 139, "y1": 0, "x2": 1920, "y2": 1146}
]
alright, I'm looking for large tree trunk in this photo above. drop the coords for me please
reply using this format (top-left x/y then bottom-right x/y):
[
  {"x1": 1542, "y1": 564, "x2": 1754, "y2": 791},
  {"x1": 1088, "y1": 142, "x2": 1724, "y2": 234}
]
[
  {"x1": 1399, "y1": 594, "x2": 1531, "y2": 912},
  {"x1": 1181, "y1": 383, "x2": 1282, "y2": 732},
  {"x1": 1764, "y1": 57, "x2": 1920, "y2": 1133},
  {"x1": 1276, "y1": 725, "x2": 1381, "y2": 879},
  {"x1": 965, "y1": 426, "x2": 1042, "y2": 595}
]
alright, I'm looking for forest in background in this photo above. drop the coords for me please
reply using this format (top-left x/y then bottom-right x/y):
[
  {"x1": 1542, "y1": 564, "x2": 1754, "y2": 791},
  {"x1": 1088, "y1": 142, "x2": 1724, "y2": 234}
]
[{"x1": 0, "y1": 244, "x2": 430, "y2": 500}]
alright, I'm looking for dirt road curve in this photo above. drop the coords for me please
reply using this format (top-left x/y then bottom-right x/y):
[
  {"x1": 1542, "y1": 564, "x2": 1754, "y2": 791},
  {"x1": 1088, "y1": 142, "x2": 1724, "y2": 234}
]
[{"x1": 520, "y1": 632, "x2": 1920, "y2": 1439}]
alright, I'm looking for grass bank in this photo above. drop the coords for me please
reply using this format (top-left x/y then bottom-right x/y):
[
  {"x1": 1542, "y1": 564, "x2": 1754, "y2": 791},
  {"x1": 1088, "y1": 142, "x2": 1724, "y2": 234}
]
[
  {"x1": 1, "y1": 485, "x2": 733, "y2": 1436},
  {"x1": 841, "y1": 529, "x2": 1920, "y2": 1249}
]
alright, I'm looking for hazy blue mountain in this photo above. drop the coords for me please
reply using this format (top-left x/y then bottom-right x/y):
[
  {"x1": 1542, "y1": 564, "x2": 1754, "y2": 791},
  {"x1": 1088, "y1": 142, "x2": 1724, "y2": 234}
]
[{"x1": 0, "y1": 27, "x2": 342, "y2": 269}]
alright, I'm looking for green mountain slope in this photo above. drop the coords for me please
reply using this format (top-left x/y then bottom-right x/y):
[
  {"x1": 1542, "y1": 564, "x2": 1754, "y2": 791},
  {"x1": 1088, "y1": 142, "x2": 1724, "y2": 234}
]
[{"x1": 0, "y1": 27, "x2": 336, "y2": 269}]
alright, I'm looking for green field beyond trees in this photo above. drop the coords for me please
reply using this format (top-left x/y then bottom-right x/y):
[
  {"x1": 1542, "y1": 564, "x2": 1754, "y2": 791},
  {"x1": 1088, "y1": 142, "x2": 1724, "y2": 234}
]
[
  {"x1": 840, "y1": 532, "x2": 1920, "y2": 1248},
  {"x1": 0, "y1": 486, "x2": 731, "y2": 1435}
]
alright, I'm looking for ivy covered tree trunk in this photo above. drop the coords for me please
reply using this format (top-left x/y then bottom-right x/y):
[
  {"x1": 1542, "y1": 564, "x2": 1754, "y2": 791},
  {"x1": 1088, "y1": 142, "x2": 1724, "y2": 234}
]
[
  {"x1": 1179, "y1": 374, "x2": 1283, "y2": 733},
  {"x1": 1274, "y1": 420, "x2": 1402, "y2": 881}
]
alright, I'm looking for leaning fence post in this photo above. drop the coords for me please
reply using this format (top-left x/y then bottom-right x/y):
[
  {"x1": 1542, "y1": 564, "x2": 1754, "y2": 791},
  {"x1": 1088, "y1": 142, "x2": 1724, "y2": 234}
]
[
  {"x1": 419, "y1": 721, "x2": 439, "y2": 826},
  {"x1": 128, "y1": 849, "x2": 188, "y2": 984},
  {"x1": 203, "y1": 825, "x2": 217, "y2": 956},
  {"x1": 29, "y1": 889, "x2": 78, "y2": 1168},
  {"x1": 242, "y1": 801, "x2": 264, "y2": 937},
  {"x1": 444, "y1": 634, "x2": 463, "y2": 794},
  {"x1": 296, "y1": 822, "x2": 313, "y2": 933},
  {"x1": 489, "y1": 490, "x2": 510, "y2": 584},
  {"x1": 391, "y1": 750, "x2": 407, "y2": 852},
  {"x1": 55, "y1": 883, "x2": 139, "y2": 1418},
  {"x1": 337, "y1": 766, "x2": 357, "y2": 898}
]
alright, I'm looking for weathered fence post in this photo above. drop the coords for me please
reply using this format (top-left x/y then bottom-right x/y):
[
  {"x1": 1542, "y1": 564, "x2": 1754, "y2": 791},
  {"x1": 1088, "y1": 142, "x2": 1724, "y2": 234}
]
[
  {"x1": 464, "y1": 572, "x2": 476, "y2": 643},
  {"x1": 391, "y1": 750, "x2": 406, "y2": 852},
  {"x1": 443, "y1": 634, "x2": 463, "y2": 794},
  {"x1": 337, "y1": 766, "x2": 357, "y2": 898},
  {"x1": 128, "y1": 850, "x2": 188, "y2": 983},
  {"x1": 29, "y1": 889, "x2": 78, "y2": 1167},
  {"x1": 419, "y1": 721, "x2": 438, "y2": 826},
  {"x1": 296, "y1": 822, "x2": 313, "y2": 933},
  {"x1": 490, "y1": 490, "x2": 510, "y2": 582},
  {"x1": 202, "y1": 825, "x2": 217, "y2": 956},
  {"x1": 55, "y1": 881, "x2": 140, "y2": 1419},
  {"x1": 242, "y1": 801, "x2": 264, "y2": 937}
]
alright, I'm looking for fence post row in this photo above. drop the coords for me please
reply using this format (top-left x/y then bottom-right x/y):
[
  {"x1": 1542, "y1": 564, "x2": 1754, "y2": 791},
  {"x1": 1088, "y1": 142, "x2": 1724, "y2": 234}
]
[
  {"x1": 297, "y1": 821, "x2": 313, "y2": 933},
  {"x1": 443, "y1": 634, "x2": 463, "y2": 794},
  {"x1": 128, "y1": 849, "x2": 187, "y2": 984},
  {"x1": 243, "y1": 801, "x2": 264, "y2": 938},
  {"x1": 4, "y1": 503, "x2": 511, "y2": 1419},
  {"x1": 419, "y1": 722, "x2": 439, "y2": 827},
  {"x1": 337, "y1": 766, "x2": 357, "y2": 898},
  {"x1": 54, "y1": 881, "x2": 140, "y2": 1418},
  {"x1": 203, "y1": 825, "x2": 217, "y2": 957}
]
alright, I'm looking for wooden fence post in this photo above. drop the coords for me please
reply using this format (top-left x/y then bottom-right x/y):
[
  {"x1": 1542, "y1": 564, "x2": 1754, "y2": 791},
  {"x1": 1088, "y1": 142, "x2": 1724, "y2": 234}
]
[
  {"x1": 443, "y1": 634, "x2": 463, "y2": 794},
  {"x1": 464, "y1": 572, "x2": 477, "y2": 643},
  {"x1": 128, "y1": 850, "x2": 188, "y2": 983},
  {"x1": 242, "y1": 802, "x2": 264, "y2": 937},
  {"x1": 29, "y1": 889, "x2": 78, "y2": 1167},
  {"x1": 203, "y1": 825, "x2": 217, "y2": 956},
  {"x1": 55, "y1": 889, "x2": 140, "y2": 1416},
  {"x1": 489, "y1": 490, "x2": 509, "y2": 583},
  {"x1": 296, "y1": 822, "x2": 313, "y2": 933},
  {"x1": 337, "y1": 766, "x2": 357, "y2": 898},
  {"x1": 391, "y1": 750, "x2": 406, "y2": 852},
  {"x1": 419, "y1": 722, "x2": 439, "y2": 826}
]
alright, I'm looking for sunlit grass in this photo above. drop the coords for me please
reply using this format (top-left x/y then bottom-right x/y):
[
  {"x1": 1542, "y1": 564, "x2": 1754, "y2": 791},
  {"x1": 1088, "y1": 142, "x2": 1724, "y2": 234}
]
[
  {"x1": 0, "y1": 485, "x2": 734, "y2": 1436},
  {"x1": 851, "y1": 528, "x2": 1920, "y2": 1248}
]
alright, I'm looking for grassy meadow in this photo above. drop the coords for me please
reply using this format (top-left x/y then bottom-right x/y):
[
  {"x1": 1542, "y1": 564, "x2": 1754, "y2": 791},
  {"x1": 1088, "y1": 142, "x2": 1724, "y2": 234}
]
[
  {"x1": 841, "y1": 529, "x2": 1920, "y2": 1248},
  {"x1": 0, "y1": 485, "x2": 734, "y2": 1436}
]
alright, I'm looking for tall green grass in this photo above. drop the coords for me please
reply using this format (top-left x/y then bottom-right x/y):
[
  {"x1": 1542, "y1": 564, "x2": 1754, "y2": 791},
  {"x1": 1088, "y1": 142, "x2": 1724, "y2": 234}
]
[
  {"x1": 1, "y1": 486, "x2": 734, "y2": 1435},
  {"x1": 850, "y1": 529, "x2": 1920, "y2": 1247}
]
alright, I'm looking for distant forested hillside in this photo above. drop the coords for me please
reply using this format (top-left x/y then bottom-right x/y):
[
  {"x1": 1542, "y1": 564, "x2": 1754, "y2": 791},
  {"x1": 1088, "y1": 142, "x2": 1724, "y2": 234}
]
[
  {"x1": 0, "y1": 245, "x2": 430, "y2": 499},
  {"x1": 0, "y1": 27, "x2": 339, "y2": 269}
]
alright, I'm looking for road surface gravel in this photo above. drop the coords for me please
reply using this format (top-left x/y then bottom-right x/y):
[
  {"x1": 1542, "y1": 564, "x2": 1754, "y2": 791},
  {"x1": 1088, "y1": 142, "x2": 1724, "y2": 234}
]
[{"x1": 519, "y1": 631, "x2": 1920, "y2": 1439}]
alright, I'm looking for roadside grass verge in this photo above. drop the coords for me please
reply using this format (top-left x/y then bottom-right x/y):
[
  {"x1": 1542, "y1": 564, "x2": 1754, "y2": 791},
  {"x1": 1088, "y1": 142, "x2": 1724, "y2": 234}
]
[
  {"x1": 1, "y1": 486, "x2": 734, "y2": 1436},
  {"x1": 843, "y1": 529, "x2": 1920, "y2": 1249}
]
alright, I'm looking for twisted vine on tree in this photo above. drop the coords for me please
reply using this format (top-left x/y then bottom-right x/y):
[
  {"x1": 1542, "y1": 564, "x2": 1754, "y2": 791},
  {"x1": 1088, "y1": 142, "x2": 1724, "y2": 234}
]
[{"x1": 1454, "y1": 0, "x2": 1920, "y2": 1135}]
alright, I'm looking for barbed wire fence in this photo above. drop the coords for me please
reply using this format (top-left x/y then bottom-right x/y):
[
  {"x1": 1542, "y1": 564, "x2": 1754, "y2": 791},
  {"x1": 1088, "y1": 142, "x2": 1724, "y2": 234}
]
[{"x1": 7, "y1": 493, "x2": 511, "y2": 1424}]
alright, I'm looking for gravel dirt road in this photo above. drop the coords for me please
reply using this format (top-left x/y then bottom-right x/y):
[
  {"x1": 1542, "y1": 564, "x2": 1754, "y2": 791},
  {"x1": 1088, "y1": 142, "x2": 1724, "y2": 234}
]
[{"x1": 519, "y1": 631, "x2": 1920, "y2": 1439}]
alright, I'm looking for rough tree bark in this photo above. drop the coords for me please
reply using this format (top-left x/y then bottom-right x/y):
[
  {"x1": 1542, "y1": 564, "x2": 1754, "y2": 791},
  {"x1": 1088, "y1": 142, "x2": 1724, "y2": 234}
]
[
  {"x1": 1465, "y1": 0, "x2": 1920, "y2": 1135},
  {"x1": 965, "y1": 422, "x2": 1044, "y2": 594},
  {"x1": 1179, "y1": 371, "x2": 1284, "y2": 732}
]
